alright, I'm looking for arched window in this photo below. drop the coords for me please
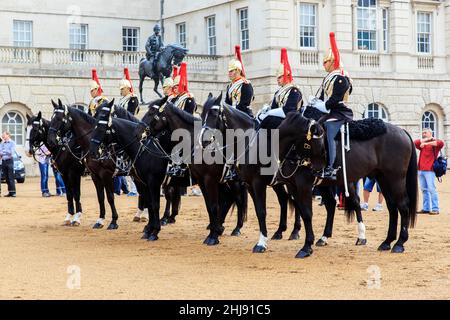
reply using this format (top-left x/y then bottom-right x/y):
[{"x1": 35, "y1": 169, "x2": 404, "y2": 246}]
[
  {"x1": 422, "y1": 111, "x2": 437, "y2": 137},
  {"x1": 1, "y1": 111, "x2": 24, "y2": 145},
  {"x1": 364, "y1": 103, "x2": 388, "y2": 121}
]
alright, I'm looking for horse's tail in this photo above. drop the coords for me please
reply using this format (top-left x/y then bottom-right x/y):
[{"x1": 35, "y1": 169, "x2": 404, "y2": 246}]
[
  {"x1": 240, "y1": 184, "x2": 248, "y2": 223},
  {"x1": 405, "y1": 130, "x2": 418, "y2": 228},
  {"x1": 343, "y1": 191, "x2": 357, "y2": 223}
]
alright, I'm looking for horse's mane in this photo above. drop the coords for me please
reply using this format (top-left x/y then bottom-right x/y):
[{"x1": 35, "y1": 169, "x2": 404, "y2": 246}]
[
  {"x1": 282, "y1": 111, "x2": 310, "y2": 131},
  {"x1": 113, "y1": 105, "x2": 140, "y2": 123},
  {"x1": 301, "y1": 105, "x2": 326, "y2": 121},
  {"x1": 223, "y1": 104, "x2": 254, "y2": 126},
  {"x1": 68, "y1": 106, "x2": 96, "y2": 125},
  {"x1": 167, "y1": 103, "x2": 199, "y2": 124}
]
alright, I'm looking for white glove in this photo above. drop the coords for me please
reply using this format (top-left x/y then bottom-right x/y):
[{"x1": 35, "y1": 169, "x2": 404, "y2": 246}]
[
  {"x1": 308, "y1": 96, "x2": 318, "y2": 105},
  {"x1": 260, "y1": 104, "x2": 270, "y2": 114},
  {"x1": 311, "y1": 98, "x2": 330, "y2": 114}
]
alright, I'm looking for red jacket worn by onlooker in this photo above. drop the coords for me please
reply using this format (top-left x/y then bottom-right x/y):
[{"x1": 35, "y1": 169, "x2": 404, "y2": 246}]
[{"x1": 414, "y1": 138, "x2": 445, "y2": 171}]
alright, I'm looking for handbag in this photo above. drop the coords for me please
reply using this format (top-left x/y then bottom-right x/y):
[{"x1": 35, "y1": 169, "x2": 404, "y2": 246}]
[{"x1": 432, "y1": 146, "x2": 447, "y2": 182}]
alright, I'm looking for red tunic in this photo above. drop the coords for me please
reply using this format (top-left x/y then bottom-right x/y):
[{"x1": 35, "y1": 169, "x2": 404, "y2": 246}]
[{"x1": 414, "y1": 139, "x2": 444, "y2": 171}]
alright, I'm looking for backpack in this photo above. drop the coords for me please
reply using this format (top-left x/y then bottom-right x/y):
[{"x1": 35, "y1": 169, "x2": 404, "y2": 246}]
[{"x1": 432, "y1": 146, "x2": 447, "y2": 181}]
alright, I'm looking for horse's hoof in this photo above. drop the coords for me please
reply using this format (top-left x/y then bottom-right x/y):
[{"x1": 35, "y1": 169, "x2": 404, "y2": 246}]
[
  {"x1": 160, "y1": 218, "x2": 169, "y2": 226},
  {"x1": 107, "y1": 223, "x2": 119, "y2": 230},
  {"x1": 147, "y1": 234, "x2": 159, "y2": 241},
  {"x1": 133, "y1": 216, "x2": 141, "y2": 222},
  {"x1": 71, "y1": 221, "x2": 80, "y2": 227},
  {"x1": 62, "y1": 220, "x2": 72, "y2": 226},
  {"x1": 271, "y1": 232, "x2": 283, "y2": 240},
  {"x1": 391, "y1": 244, "x2": 404, "y2": 253},
  {"x1": 378, "y1": 242, "x2": 391, "y2": 251},
  {"x1": 140, "y1": 217, "x2": 148, "y2": 223},
  {"x1": 295, "y1": 248, "x2": 313, "y2": 259},
  {"x1": 203, "y1": 236, "x2": 211, "y2": 245},
  {"x1": 168, "y1": 217, "x2": 176, "y2": 224},
  {"x1": 206, "y1": 237, "x2": 219, "y2": 246},
  {"x1": 252, "y1": 245, "x2": 267, "y2": 253},
  {"x1": 92, "y1": 223, "x2": 103, "y2": 229},
  {"x1": 231, "y1": 229, "x2": 241, "y2": 237},
  {"x1": 218, "y1": 226, "x2": 225, "y2": 236},
  {"x1": 289, "y1": 232, "x2": 300, "y2": 241},
  {"x1": 315, "y1": 239, "x2": 327, "y2": 247},
  {"x1": 355, "y1": 238, "x2": 367, "y2": 246},
  {"x1": 141, "y1": 232, "x2": 149, "y2": 240}
]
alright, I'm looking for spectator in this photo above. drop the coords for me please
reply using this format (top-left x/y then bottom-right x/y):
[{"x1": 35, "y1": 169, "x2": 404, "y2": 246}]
[
  {"x1": 113, "y1": 176, "x2": 129, "y2": 196},
  {"x1": 126, "y1": 176, "x2": 138, "y2": 197},
  {"x1": 0, "y1": 131, "x2": 17, "y2": 197},
  {"x1": 35, "y1": 145, "x2": 52, "y2": 197},
  {"x1": 360, "y1": 177, "x2": 384, "y2": 212},
  {"x1": 52, "y1": 165, "x2": 66, "y2": 196},
  {"x1": 414, "y1": 127, "x2": 445, "y2": 215}
]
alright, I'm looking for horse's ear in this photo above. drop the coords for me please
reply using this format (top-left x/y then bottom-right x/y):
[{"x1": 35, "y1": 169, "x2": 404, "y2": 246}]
[
  {"x1": 216, "y1": 92, "x2": 223, "y2": 105},
  {"x1": 26, "y1": 114, "x2": 31, "y2": 122},
  {"x1": 37, "y1": 111, "x2": 42, "y2": 121},
  {"x1": 207, "y1": 92, "x2": 213, "y2": 99},
  {"x1": 58, "y1": 99, "x2": 63, "y2": 107},
  {"x1": 51, "y1": 99, "x2": 58, "y2": 109},
  {"x1": 109, "y1": 99, "x2": 115, "y2": 107}
]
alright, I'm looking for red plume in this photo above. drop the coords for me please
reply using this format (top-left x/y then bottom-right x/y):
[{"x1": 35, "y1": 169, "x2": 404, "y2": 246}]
[
  {"x1": 178, "y1": 62, "x2": 188, "y2": 94},
  {"x1": 172, "y1": 66, "x2": 179, "y2": 79},
  {"x1": 329, "y1": 32, "x2": 340, "y2": 69},
  {"x1": 235, "y1": 45, "x2": 246, "y2": 77},
  {"x1": 92, "y1": 69, "x2": 103, "y2": 95},
  {"x1": 123, "y1": 67, "x2": 134, "y2": 94},
  {"x1": 280, "y1": 48, "x2": 293, "y2": 83}
]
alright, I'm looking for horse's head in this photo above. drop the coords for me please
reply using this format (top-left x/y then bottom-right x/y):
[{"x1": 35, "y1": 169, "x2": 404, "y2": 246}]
[
  {"x1": 279, "y1": 112, "x2": 327, "y2": 171},
  {"x1": 167, "y1": 44, "x2": 189, "y2": 66},
  {"x1": 89, "y1": 99, "x2": 116, "y2": 159},
  {"x1": 48, "y1": 99, "x2": 72, "y2": 149},
  {"x1": 149, "y1": 102, "x2": 172, "y2": 135},
  {"x1": 138, "y1": 97, "x2": 168, "y2": 139},
  {"x1": 199, "y1": 92, "x2": 225, "y2": 149},
  {"x1": 26, "y1": 112, "x2": 46, "y2": 156}
]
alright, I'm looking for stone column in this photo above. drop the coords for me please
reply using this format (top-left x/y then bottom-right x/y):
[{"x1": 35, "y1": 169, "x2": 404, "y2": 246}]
[{"x1": 389, "y1": 0, "x2": 412, "y2": 73}]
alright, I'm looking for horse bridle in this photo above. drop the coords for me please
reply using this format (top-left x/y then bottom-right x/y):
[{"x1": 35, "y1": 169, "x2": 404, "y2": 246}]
[{"x1": 49, "y1": 104, "x2": 94, "y2": 162}]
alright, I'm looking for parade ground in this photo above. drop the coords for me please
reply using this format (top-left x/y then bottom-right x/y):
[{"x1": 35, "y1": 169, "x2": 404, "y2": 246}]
[{"x1": 0, "y1": 177, "x2": 448, "y2": 300}]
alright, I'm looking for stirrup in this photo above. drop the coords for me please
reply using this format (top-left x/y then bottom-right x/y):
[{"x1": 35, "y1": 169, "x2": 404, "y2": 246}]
[{"x1": 223, "y1": 165, "x2": 238, "y2": 182}]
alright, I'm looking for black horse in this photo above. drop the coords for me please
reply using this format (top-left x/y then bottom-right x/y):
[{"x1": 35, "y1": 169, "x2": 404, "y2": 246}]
[
  {"x1": 26, "y1": 111, "x2": 85, "y2": 226},
  {"x1": 89, "y1": 104, "x2": 174, "y2": 241},
  {"x1": 47, "y1": 99, "x2": 120, "y2": 230},
  {"x1": 200, "y1": 95, "x2": 308, "y2": 254},
  {"x1": 145, "y1": 101, "x2": 248, "y2": 245},
  {"x1": 277, "y1": 107, "x2": 418, "y2": 256},
  {"x1": 138, "y1": 44, "x2": 188, "y2": 102}
]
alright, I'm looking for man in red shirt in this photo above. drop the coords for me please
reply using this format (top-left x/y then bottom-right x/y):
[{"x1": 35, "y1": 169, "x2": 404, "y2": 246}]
[{"x1": 414, "y1": 127, "x2": 445, "y2": 215}]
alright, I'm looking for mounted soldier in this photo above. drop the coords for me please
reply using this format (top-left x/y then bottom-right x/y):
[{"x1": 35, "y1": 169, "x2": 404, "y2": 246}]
[
  {"x1": 172, "y1": 62, "x2": 196, "y2": 114},
  {"x1": 310, "y1": 32, "x2": 354, "y2": 180},
  {"x1": 119, "y1": 67, "x2": 140, "y2": 115},
  {"x1": 225, "y1": 45, "x2": 254, "y2": 118},
  {"x1": 162, "y1": 66, "x2": 178, "y2": 103},
  {"x1": 88, "y1": 69, "x2": 109, "y2": 117},
  {"x1": 256, "y1": 48, "x2": 302, "y2": 128},
  {"x1": 145, "y1": 24, "x2": 165, "y2": 71}
]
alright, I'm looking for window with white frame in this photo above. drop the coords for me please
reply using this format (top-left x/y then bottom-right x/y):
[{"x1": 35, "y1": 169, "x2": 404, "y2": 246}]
[
  {"x1": 1, "y1": 111, "x2": 24, "y2": 145},
  {"x1": 357, "y1": 0, "x2": 377, "y2": 51},
  {"x1": 382, "y1": 8, "x2": 389, "y2": 52},
  {"x1": 13, "y1": 20, "x2": 32, "y2": 47},
  {"x1": 422, "y1": 111, "x2": 437, "y2": 136},
  {"x1": 417, "y1": 12, "x2": 432, "y2": 54},
  {"x1": 206, "y1": 16, "x2": 216, "y2": 55},
  {"x1": 69, "y1": 24, "x2": 88, "y2": 49},
  {"x1": 123, "y1": 27, "x2": 139, "y2": 52},
  {"x1": 364, "y1": 103, "x2": 388, "y2": 122},
  {"x1": 177, "y1": 23, "x2": 186, "y2": 48},
  {"x1": 299, "y1": 3, "x2": 317, "y2": 49},
  {"x1": 238, "y1": 8, "x2": 249, "y2": 50}
]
